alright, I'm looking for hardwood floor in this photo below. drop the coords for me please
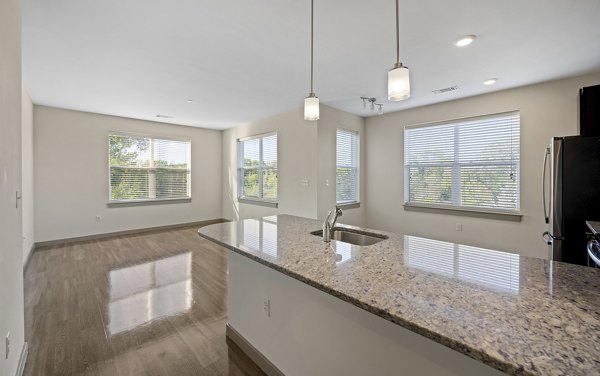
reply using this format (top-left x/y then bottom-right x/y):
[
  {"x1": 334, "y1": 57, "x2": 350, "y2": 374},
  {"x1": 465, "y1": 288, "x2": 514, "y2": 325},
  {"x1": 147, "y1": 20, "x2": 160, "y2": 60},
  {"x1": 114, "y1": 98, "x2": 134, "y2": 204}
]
[{"x1": 23, "y1": 225, "x2": 266, "y2": 376}]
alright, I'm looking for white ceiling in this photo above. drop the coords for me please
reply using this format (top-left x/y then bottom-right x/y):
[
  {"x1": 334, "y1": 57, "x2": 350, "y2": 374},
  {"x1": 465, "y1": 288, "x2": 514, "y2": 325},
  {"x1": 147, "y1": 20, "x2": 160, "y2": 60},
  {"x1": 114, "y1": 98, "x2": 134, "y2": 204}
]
[{"x1": 23, "y1": 0, "x2": 600, "y2": 130}]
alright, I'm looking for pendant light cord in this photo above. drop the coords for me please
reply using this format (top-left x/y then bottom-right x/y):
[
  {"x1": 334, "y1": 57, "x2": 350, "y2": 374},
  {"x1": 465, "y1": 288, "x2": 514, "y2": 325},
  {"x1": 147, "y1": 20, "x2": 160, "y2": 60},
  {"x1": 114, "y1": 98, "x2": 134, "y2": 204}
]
[
  {"x1": 395, "y1": 0, "x2": 399, "y2": 65},
  {"x1": 310, "y1": 0, "x2": 314, "y2": 94}
]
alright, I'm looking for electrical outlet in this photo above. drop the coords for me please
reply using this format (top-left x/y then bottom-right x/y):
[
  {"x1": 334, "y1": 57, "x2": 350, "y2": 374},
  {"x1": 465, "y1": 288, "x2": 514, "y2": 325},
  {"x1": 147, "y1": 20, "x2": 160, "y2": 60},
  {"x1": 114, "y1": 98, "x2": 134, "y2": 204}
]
[
  {"x1": 263, "y1": 299, "x2": 271, "y2": 317},
  {"x1": 456, "y1": 223, "x2": 463, "y2": 231},
  {"x1": 95, "y1": 215, "x2": 102, "y2": 222},
  {"x1": 300, "y1": 179, "x2": 309, "y2": 187},
  {"x1": 5, "y1": 332, "x2": 10, "y2": 359}
]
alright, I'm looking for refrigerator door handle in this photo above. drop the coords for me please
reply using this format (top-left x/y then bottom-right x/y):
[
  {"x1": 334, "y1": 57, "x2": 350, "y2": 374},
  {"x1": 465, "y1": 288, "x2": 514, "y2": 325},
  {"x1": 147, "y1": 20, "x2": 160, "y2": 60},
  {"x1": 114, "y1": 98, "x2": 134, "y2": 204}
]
[
  {"x1": 542, "y1": 147, "x2": 550, "y2": 224},
  {"x1": 542, "y1": 231, "x2": 553, "y2": 245},
  {"x1": 542, "y1": 231, "x2": 563, "y2": 245}
]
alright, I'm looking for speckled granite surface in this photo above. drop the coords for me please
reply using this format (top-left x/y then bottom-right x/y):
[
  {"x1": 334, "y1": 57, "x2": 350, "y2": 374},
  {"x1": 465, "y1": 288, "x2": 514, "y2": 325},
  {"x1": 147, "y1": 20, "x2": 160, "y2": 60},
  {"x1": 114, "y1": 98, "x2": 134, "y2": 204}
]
[{"x1": 198, "y1": 215, "x2": 600, "y2": 376}]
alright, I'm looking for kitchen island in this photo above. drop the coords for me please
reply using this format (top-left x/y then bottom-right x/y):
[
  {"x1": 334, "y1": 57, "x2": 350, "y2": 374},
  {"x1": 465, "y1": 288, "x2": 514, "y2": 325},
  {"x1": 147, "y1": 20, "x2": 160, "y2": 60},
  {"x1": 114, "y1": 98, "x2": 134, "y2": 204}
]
[{"x1": 198, "y1": 215, "x2": 600, "y2": 376}]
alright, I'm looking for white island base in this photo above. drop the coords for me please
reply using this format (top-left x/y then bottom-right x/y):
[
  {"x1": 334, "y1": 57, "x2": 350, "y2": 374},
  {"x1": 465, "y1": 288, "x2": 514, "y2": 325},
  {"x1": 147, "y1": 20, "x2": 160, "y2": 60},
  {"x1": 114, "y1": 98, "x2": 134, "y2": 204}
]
[{"x1": 228, "y1": 251, "x2": 506, "y2": 376}]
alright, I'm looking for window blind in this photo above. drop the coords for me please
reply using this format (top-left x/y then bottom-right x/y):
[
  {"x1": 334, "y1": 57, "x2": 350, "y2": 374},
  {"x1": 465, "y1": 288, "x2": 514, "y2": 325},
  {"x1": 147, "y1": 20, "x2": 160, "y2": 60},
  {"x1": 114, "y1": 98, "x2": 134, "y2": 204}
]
[
  {"x1": 404, "y1": 112, "x2": 520, "y2": 213},
  {"x1": 336, "y1": 129, "x2": 360, "y2": 204},
  {"x1": 109, "y1": 133, "x2": 191, "y2": 201},
  {"x1": 238, "y1": 133, "x2": 278, "y2": 201}
]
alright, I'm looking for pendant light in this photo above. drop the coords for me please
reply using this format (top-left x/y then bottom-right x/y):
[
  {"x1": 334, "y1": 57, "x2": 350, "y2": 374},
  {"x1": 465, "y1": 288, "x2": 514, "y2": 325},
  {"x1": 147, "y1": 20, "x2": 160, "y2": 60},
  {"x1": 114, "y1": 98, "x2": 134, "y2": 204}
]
[
  {"x1": 388, "y1": 0, "x2": 410, "y2": 101},
  {"x1": 304, "y1": 0, "x2": 319, "y2": 121}
]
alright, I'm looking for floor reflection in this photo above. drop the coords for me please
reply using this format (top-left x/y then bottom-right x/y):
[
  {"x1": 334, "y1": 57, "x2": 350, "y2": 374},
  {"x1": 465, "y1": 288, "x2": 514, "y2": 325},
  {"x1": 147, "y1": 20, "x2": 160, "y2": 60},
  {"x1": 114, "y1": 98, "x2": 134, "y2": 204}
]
[
  {"x1": 24, "y1": 226, "x2": 265, "y2": 376},
  {"x1": 404, "y1": 235, "x2": 520, "y2": 293},
  {"x1": 108, "y1": 252, "x2": 193, "y2": 335}
]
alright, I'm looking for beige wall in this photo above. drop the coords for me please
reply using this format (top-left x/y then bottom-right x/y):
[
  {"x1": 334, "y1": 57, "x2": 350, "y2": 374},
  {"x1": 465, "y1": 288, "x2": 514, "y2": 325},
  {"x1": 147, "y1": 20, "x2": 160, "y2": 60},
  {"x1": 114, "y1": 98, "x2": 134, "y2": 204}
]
[
  {"x1": 365, "y1": 72, "x2": 600, "y2": 258},
  {"x1": 34, "y1": 106, "x2": 223, "y2": 242},
  {"x1": 22, "y1": 88, "x2": 34, "y2": 264},
  {"x1": 0, "y1": 0, "x2": 26, "y2": 373},
  {"x1": 221, "y1": 105, "x2": 366, "y2": 227}
]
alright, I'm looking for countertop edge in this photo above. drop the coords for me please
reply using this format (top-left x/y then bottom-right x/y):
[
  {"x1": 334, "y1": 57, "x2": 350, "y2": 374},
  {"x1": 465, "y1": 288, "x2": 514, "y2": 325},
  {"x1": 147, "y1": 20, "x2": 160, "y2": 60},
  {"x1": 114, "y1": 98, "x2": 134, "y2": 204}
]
[{"x1": 197, "y1": 230, "x2": 530, "y2": 376}]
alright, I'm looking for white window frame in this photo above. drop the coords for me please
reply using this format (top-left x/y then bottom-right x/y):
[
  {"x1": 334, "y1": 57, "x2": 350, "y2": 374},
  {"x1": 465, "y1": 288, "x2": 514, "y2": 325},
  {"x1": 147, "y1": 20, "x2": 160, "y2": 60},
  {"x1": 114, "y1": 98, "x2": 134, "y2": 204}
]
[
  {"x1": 403, "y1": 111, "x2": 521, "y2": 216},
  {"x1": 108, "y1": 131, "x2": 191, "y2": 204},
  {"x1": 237, "y1": 132, "x2": 278, "y2": 206},
  {"x1": 336, "y1": 129, "x2": 360, "y2": 206}
]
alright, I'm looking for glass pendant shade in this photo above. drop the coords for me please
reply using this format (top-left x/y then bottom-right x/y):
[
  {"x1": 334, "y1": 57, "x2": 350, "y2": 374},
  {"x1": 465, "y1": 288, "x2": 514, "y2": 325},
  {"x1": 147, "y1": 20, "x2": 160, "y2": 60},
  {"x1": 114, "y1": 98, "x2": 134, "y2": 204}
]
[
  {"x1": 304, "y1": 95, "x2": 319, "y2": 121},
  {"x1": 388, "y1": 63, "x2": 410, "y2": 101}
]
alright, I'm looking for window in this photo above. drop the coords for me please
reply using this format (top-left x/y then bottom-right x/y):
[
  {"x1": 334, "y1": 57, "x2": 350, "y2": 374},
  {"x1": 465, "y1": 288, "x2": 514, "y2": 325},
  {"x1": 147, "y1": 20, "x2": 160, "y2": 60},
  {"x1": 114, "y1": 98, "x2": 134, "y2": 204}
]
[
  {"x1": 108, "y1": 133, "x2": 191, "y2": 202},
  {"x1": 336, "y1": 129, "x2": 360, "y2": 204},
  {"x1": 238, "y1": 133, "x2": 277, "y2": 202},
  {"x1": 404, "y1": 111, "x2": 520, "y2": 213}
]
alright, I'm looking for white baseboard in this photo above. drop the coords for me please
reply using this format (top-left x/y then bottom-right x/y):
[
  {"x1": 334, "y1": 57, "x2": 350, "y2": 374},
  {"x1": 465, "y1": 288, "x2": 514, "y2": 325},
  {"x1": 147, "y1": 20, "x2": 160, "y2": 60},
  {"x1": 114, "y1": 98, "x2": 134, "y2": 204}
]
[{"x1": 15, "y1": 342, "x2": 28, "y2": 376}]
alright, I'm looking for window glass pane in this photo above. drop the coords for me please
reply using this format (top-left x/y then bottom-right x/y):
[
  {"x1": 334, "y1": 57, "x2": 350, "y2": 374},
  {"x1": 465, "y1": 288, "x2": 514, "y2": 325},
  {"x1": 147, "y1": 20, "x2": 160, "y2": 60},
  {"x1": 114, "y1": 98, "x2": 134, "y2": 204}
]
[
  {"x1": 404, "y1": 112, "x2": 520, "y2": 212},
  {"x1": 336, "y1": 130, "x2": 359, "y2": 204},
  {"x1": 155, "y1": 169, "x2": 189, "y2": 198},
  {"x1": 408, "y1": 166, "x2": 452, "y2": 204},
  {"x1": 109, "y1": 134, "x2": 150, "y2": 168},
  {"x1": 457, "y1": 115, "x2": 520, "y2": 163},
  {"x1": 242, "y1": 138, "x2": 260, "y2": 168},
  {"x1": 336, "y1": 132, "x2": 354, "y2": 167},
  {"x1": 336, "y1": 167, "x2": 356, "y2": 203},
  {"x1": 262, "y1": 169, "x2": 278, "y2": 200},
  {"x1": 238, "y1": 134, "x2": 278, "y2": 201},
  {"x1": 153, "y1": 139, "x2": 188, "y2": 168},
  {"x1": 460, "y1": 165, "x2": 518, "y2": 209},
  {"x1": 243, "y1": 168, "x2": 260, "y2": 198},
  {"x1": 405, "y1": 124, "x2": 454, "y2": 164},
  {"x1": 109, "y1": 134, "x2": 191, "y2": 201},
  {"x1": 110, "y1": 168, "x2": 150, "y2": 200},
  {"x1": 263, "y1": 135, "x2": 278, "y2": 169}
]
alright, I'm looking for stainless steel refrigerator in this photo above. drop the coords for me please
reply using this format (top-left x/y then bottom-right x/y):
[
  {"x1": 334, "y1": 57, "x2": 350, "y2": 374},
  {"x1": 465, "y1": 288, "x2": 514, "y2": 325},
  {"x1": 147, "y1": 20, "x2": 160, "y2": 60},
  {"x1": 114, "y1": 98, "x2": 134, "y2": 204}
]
[{"x1": 542, "y1": 136, "x2": 600, "y2": 266}]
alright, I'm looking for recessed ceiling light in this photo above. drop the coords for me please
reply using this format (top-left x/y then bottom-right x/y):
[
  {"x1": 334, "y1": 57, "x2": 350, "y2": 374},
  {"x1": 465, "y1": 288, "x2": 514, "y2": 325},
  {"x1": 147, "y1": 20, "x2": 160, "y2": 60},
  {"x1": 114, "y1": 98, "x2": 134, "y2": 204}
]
[
  {"x1": 186, "y1": 99, "x2": 193, "y2": 103},
  {"x1": 483, "y1": 78, "x2": 498, "y2": 85},
  {"x1": 455, "y1": 35, "x2": 476, "y2": 47},
  {"x1": 156, "y1": 114, "x2": 173, "y2": 119}
]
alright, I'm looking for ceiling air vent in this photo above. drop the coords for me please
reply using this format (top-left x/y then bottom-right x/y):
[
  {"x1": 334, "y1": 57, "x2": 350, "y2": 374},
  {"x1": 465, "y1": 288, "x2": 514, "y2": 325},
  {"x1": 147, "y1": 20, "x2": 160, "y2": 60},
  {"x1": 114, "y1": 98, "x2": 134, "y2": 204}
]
[{"x1": 432, "y1": 86, "x2": 459, "y2": 95}]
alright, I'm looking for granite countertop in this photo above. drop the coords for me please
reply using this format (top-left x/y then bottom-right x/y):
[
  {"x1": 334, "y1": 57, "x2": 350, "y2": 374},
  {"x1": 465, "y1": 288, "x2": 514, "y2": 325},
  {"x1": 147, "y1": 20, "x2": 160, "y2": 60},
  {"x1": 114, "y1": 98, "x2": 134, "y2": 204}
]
[{"x1": 198, "y1": 215, "x2": 600, "y2": 376}]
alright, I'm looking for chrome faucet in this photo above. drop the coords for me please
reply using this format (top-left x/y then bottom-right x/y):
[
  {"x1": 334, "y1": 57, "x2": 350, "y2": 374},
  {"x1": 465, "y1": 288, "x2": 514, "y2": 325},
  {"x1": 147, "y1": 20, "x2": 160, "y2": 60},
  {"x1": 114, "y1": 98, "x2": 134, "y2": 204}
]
[{"x1": 322, "y1": 206, "x2": 343, "y2": 242}]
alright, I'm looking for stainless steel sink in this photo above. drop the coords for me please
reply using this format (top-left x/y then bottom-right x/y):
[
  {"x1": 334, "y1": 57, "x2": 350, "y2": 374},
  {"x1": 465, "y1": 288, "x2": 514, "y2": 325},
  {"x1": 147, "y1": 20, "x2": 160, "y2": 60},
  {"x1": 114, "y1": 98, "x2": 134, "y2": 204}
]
[{"x1": 311, "y1": 228, "x2": 388, "y2": 246}]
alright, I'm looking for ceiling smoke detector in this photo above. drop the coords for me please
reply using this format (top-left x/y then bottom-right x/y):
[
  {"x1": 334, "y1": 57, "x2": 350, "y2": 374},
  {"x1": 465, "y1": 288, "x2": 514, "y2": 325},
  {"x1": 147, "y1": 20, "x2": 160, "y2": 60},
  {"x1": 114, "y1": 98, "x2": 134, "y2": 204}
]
[{"x1": 432, "y1": 86, "x2": 459, "y2": 95}]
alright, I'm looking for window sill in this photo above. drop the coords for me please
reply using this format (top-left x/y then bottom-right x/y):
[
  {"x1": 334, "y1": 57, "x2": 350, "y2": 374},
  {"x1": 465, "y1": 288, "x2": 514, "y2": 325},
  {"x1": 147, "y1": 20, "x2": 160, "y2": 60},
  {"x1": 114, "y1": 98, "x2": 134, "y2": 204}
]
[
  {"x1": 238, "y1": 197, "x2": 278, "y2": 208},
  {"x1": 107, "y1": 197, "x2": 191, "y2": 207},
  {"x1": 337, "y1": 202, "x2": 360, "y2": 209},
  {"x1": 403, "y1": 202, "x2": 522, "y2": 221}
]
